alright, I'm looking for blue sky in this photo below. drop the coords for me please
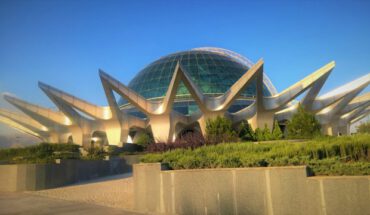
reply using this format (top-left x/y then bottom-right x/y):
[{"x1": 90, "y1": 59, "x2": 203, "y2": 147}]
[{"x1": 0, "y1": 0, "x2": 370, "y2": 138}]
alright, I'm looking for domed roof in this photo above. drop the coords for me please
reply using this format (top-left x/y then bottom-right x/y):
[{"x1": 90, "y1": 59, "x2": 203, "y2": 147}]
[{"x1": 127, "y1": 47, "x2": 275, "y2": 101}]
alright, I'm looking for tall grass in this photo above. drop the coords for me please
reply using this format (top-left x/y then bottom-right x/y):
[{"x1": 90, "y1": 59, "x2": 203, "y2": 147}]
[{"x1": 141, "y1": 134, "x2": 370, "y2": 175}]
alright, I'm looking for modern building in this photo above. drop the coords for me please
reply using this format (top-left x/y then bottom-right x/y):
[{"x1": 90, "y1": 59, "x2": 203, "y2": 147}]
[{"x1": 0, "y1": 47, "x2": 369, "y2": 148}]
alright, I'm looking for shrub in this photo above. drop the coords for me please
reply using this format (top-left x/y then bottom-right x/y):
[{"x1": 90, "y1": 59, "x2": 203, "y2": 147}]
[
  {"x1": 205, "y1": 116, "x2": 238, "y2": 144},
  {"x1": 255, "y1": 128, "x2": 264, "y2": 141},
  {"x1": 262, "y1": 124, "x2": 272, "y2": 141},
  {"x1": 357, "y1": 122, "x2": 370, "y2": 134},
  {"x1": 135, "y1": 133, "x2": 153, "y2": 148},
  {"x1": 106, "y1": 145, "x2": 121, "y2": 156},
  {"x1": 141, "y1": 134, "x2": 370, "y2": 176},
  {"x1": 147, "y1": 132, "x2": 205, "y2": 152},
  {"x1": 238, "y1": 121, "x2": 256, "y2": 141},
  {"x1": 272, "y1": 120, "x2": 283, "y2": 140},
  {"x1": 85, "y1": 147, "x2": 106, "y2": 160},
  {"x1": 254, "y1": 124, "x2": 273, "y2": 141},
  {"x1": 0, "y1": 143, "x2": 81, "y2": 164},
  {"x1": 287, "y1": 104, "x2": 321, "y2": 139}
]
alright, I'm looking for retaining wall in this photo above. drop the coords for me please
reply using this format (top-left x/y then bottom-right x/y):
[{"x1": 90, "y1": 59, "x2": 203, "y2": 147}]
[
  {"x1": 134, "y1": 163, "x2": 370, "y2": 215},
  {"x1": 0, "y1": 155, "x2": 141, "y2": 191}
]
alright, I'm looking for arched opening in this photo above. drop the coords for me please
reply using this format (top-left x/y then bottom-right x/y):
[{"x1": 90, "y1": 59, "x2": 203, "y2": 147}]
[
  {"x1": 277, "y1": 119, "x2": 288, "y2": 137},
  {"x1": 175, "y1": 122, "x2": 202, "y2": 141},
  {"x1": 129, "y1": 127, "x2": 151, "y2": 144},
  {"x1": 91, "y1": 131, "x2": 108, "y2": 148}
]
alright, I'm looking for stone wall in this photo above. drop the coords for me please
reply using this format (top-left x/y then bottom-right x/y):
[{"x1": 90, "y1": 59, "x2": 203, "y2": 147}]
[
  {"x1": 0, "y1": 155, "x2": 141, "y2": 191},
  {"x1": 133, "y1": 163, "x2": 370, "y2": 215}
]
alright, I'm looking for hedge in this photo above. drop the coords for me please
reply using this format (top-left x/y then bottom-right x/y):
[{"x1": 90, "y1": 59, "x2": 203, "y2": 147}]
[{"x1": 141, "y1": 134, "x2": 370, "y2": 175}]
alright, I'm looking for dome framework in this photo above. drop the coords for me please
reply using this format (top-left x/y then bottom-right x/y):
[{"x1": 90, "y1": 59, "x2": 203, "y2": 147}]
[{"x1": 1, "y1": 47, "x2": 369, "y2": 147}]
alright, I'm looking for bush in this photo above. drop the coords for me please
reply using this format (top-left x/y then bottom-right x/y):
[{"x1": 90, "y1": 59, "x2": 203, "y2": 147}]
[
  {"x1": 262, "y1": 124, "x2": 272, "y2": 141},
  {"x1": 287, "y1": 104, "x2": 321, "y2": 139},
  {"x1": 147, "y1": 132, "x2": 205, "y2": 152},
  {"x1": 255, "y1": 128, "x2": 264, "y2": 141},
  {"x1": 135, "y1": 132, "x2": 153, "y2": 148},
  {"x1": 0, "y1": 143, "x2": 81, "y2": 164},
  {"x1": 205, "y1": 116, "x2": 238, "y2": 144},
  {"x1": 85, "y1": 147, "x2": 106, "y2": 160},
  {"x1": 106, "y1": 145, "x2": 121, "y2": 156},
  {"x1": 141, "y1": 134, "x2": 370, "y2": 176},
  {"x1": 238, "y1": 121, "x2": 256, "y2": 141},
  {"x1": 272, "y1": 120, "x2": 283, "y2": 140},
  {"x1": 357, "y1": 122, "x2": 370, "y2": 134},
  {"x1": 254, "y1": 124, "x2": 273, "y2": 141}
]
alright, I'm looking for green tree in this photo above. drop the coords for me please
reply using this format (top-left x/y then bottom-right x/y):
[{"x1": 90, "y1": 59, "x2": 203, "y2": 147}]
[
  {"x1": 272, "y1": 120, "x2": 283, "y2": 140},
  {"x1": 136, "y1": 133, "x2": 153, "y2": 148},
  {"x1": 238, "y1": 121, "x2": 256, "y2": 141},
  {"x1": 287, "y1": 104, "x2": 321, "y2": 139},
  {"x1": 255, "y1": 128, "x2": 265, "y2": 141},
  {"x1": 206, "y1": 116, "x2": 238, "y2": 144},
  {"x1": 262, "y1": 124, "x2": 272, "y2": 141},
  {"x1": 357, "y1": 122, "x2": 370, "y2": 134}
]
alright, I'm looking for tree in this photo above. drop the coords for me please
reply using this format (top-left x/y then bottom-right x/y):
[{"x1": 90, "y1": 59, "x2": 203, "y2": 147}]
[
  {"x1": 255, "y1": 128, "x2": 265, "y2": 141},
  {"x1": 136, "y1": 133, "x2": 153, "y2": 148},
  {"x1": 357, "y1": 122, "x2": 370, "y2": 133},
  {"x1": 287, "y1": 104, "x2": 321, "y2": 139},
  {"x1": 238, "y1": 121, "x2": 256, "y2": 141},
  {"x1": 206, "y1": 116, "x2": 238, "y2": 144},
  {"x1": 262, "y1": 124, "x2": 272, "y2": 141},
  {"x1": 272, "y1": 120, "x2": 283, "y2": 140}
]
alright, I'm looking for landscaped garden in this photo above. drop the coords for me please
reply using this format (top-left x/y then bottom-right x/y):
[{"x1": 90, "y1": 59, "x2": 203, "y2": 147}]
[
  {"x1": 1, "y1": 105, "x2": 369, "y2": 175},
  {"x1": 0, "y1": 143, "x2": 81, "y2": 164},
  {"x1": 141, "y1": 105, "x2": 370, "y2": 176},
  {"x1": 141, "y1": 134, "x2": 370, "y2": 175},
  {"x1": 0, "y1": 142, "x2": 124, "y2": 164}
]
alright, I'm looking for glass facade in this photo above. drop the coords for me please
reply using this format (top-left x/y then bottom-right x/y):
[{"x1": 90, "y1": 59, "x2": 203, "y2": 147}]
[
  {"x1": 119, "y1": 48, "x2": 274, "y2": 116},
  {"x1": 127, "y1": 50, "x2": 272, "y2": 99}
]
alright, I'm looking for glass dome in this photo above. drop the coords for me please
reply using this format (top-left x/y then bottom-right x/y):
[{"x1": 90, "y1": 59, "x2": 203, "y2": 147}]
[
  {"x1": 120, "y1": 48, "x2": 276, "y2": 116},
  {"x1": 127, "y1": 49, "x2": 273, "y2": 100}
]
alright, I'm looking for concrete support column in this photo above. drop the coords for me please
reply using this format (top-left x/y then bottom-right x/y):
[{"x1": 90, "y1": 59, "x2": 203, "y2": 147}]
[
  {"x1": 321, "y1": 124, "x2": 333, "y2": 136},
  {"x1": 248, "y1": 111, "x2": 275, "y2": 131},
  {"x1": 337, "y1": 124, "x2": 350, "y2": 136},
  {"x1": 322, "y1": 121, "x2": 349, "y2": 136},
  {"x1": 69, "y1": 126, "x2": 85, "y2": 147},
  {"x1": 104, "y1": 121, "x2": 126, "y2": 147},
  {"x1": 150, "y1": 114, "x2": 175, "y2": 143}
]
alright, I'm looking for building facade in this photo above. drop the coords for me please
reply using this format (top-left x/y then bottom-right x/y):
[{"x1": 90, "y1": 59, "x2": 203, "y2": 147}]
[{"x1": 1, "y1": 47, "x2": 369, "y2": 147}]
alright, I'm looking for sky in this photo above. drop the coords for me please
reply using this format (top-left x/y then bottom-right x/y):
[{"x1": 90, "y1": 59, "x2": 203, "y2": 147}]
[{"x1": 0, "y1": 0, "x2": 370, "y2": 144}]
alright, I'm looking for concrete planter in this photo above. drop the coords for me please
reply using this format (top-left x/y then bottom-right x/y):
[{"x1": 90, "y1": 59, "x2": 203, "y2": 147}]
[
  {"x1": 0, "y1": 156, "x2": 141, "y2": 192},
  {"x1": 134, "y1": 163, "x2": 370, "y2": 215}
]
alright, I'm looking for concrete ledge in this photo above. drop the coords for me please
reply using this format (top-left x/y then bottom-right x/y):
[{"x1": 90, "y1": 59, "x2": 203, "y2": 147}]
[
  {"x1": 0, "y1": 155, "x2": 141, "y2": 191},
  {"x1": 134, "y1": 163, "x2": 370, "y2": 215}
]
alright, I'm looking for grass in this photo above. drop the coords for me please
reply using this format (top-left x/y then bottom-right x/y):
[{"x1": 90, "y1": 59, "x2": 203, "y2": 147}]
[{"x1": 141, "y1": 134, "x2": 370, "y2": 176}]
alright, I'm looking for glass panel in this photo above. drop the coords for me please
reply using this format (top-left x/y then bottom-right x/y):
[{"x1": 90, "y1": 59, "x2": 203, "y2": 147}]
[{"x1": 120, "y1": 50, "x2": 272, "y2": 105}]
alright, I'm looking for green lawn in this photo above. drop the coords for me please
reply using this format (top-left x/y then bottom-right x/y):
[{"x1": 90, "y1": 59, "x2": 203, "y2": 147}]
[{"x1": 141, "y1": 134, "x2": 370, "y2": 176}]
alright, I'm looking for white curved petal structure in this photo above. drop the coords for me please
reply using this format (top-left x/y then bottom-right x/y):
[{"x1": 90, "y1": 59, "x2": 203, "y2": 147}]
[
  {"x1": 3, "y1": 93, "x2": 72, "y2": 127},
  {"x1": 0, "y1": 48, "x2": 369, "y2": 146},
  {"x1": 39, "y1": 82, "x2": 112, "y2": 120},
  {"x1": 0, "y1": 115, "x2": 43, "y2": 139}
]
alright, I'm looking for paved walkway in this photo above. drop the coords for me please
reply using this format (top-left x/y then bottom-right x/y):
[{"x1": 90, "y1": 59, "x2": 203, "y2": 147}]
[
  {"x1": 0, "y1": 192, "x2": 141, "y2": 215},
  {"x1": 0, "y1": 174, "x2": 144, "y2": 215}
]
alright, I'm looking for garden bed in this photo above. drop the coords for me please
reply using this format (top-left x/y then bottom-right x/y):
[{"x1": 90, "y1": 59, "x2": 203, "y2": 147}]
[{"x1": 141, "y1": 134, "x2": 370, "y2": 175}]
